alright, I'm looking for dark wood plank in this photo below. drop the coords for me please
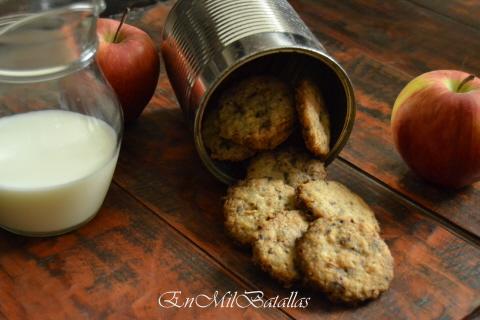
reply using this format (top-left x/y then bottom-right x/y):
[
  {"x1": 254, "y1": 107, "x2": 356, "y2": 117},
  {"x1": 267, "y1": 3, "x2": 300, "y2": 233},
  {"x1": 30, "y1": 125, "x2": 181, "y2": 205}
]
[
  {"x1": 284, "y1": 1, "x2": 480, "y2": 238},
  {"x1": 407, "y1": 0, "x2": 480, "y2": 30},
  {"x1": 0, "y1": 184, "x2": 290, "y2": 320},
  {"x1": 292, "y1": 0, "x2": 480, "y2": 76},
  {"x1": 111, "y1": 67, "x2": 480, "y2": 318}
]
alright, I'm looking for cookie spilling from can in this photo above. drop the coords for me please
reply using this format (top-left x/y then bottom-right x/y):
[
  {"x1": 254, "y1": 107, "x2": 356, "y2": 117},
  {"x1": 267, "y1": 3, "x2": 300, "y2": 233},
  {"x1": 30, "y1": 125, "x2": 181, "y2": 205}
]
[
  {"x1": 161, "y1": 0, "x2": 391, "y2": 305},
  {"x1": 202, "y1": 75, "x2": 331, "y2": 162},
  {"x1": 161, "y1": 0, "x2": 356, "y2": 184},
  {"x1": 205, "y1": 71, "x2": 393, "y2": 304}
]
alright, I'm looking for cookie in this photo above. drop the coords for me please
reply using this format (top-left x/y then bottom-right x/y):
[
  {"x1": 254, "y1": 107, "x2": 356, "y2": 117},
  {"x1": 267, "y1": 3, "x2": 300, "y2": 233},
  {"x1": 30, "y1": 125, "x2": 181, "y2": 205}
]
[
  {"x1": 224, "y1": 178, "x2": 296, "y2": 246},
  {"x1": 297, "y1": 217, "x2": 394, "y2": 303},
  {"x1": 297, "y1": 180, "x2": 380, "y2": 232},
  {"x1": 202, "y1": 109, "x2": 256, "y2": 161},
  {"x1": 295, "y1": 78, "x2": 331, "y2": 159},
  {"x1": 247, "y1": 148, "x2": 326, "y2": 188},
  {"x1": 253, "y1": 210, "x2": 309, "y2": 286},
  {"x1": 218, "y1": 75, "x2": 295, "y2": 150}
]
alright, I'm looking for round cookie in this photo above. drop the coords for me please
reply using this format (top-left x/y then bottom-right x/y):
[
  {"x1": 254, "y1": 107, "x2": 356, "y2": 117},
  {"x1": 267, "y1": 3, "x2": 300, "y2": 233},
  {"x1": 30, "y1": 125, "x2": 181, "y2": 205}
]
[
  {"x1": 253, "y1": 210, "x2": 309, "y2": 286},
  {"x1": 224, "y1": 178, "x2": 296, "y2": 246},
  {"x1": 297, "y1": 217, "x2": 394, "y2": 303},
  {"x1": 247, "y1": 148, "x2": 326, "y2": 188},
  {"x1": 202, "y1": 110, "x2": 256, "y2": 161},
  {"x1": 218, "y1": 75, "x2": 295, "y2": 150},
  {"x1": 297, "y1": 180, "x2": 380, "y2": 232},
  {"x1": 295, "y1": 78, "x2": 331, "y2": 159}
]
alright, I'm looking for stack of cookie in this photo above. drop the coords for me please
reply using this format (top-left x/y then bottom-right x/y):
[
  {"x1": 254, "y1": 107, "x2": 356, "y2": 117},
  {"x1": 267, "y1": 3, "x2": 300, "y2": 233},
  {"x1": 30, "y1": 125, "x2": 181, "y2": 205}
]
[
  {"x1": 207, "y1": 74, "x2": 393, "y2": 303},
  {"x1": 202, "y1": 75, "x2": 331, "y2": 161},
  {"x1": 223, "y1": 149, "x2": 394, "y2": 303}
]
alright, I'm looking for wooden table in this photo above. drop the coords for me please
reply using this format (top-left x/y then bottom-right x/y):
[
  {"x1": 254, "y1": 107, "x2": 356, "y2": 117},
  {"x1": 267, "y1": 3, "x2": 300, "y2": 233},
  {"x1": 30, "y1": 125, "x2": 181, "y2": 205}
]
[{"x1": 1, "y1": 1, "x2": 480, "y2": 319}]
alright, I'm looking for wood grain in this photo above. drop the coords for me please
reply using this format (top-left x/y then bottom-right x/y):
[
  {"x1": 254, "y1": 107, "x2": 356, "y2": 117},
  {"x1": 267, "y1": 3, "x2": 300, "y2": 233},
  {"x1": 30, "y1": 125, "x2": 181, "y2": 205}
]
[
  {"x1": 407, "y1": 0, "x2": 480, "y2": 30},
  {"x1": 294, "y1": 0, "x2": 480, "y2": 76},
  {"x1": 0, "y1": 184, "x2": 290, "y2": 319}
]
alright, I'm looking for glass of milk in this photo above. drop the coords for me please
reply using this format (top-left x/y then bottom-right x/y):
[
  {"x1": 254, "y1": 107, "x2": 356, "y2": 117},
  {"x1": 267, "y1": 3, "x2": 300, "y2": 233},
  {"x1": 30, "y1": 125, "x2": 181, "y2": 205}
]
[{"x1": 0, "y1": 0, "x2": 123, "y2": 236}]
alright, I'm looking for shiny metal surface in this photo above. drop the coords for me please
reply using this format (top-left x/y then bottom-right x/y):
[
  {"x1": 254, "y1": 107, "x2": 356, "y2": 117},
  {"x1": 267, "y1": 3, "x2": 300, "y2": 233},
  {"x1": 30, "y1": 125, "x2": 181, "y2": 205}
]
[{"x1": 161, "y1": 0, "x2": 356, "y2": 184}]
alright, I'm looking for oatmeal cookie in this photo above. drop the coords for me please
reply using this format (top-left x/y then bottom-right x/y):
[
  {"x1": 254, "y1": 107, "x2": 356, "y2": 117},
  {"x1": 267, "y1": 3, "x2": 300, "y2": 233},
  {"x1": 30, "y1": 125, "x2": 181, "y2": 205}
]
[
  {"x1": 218, "y1": 75, "x2": 295, "y2": 150},
  {"x1": 224, "y1": 178, "x2": 296, "y2": 246},
  {"x1": 252, "y1": 210, "x2": 309, "y2": 286},
  {"x1": 247, "y1": 148, "x2": 326, "y2": 188},
  {"x1": 295, "y1": 78, "x2": 331, "y2": 159},
  {"x1": 202, "y1": 109, "x2": 255, "y2": 161},
  {"x1": 297, "y1": 217, "x2": 394, "y2": 303},
  {"x1": 297, "y1": 180, "x2": 380, "y2": 232}
]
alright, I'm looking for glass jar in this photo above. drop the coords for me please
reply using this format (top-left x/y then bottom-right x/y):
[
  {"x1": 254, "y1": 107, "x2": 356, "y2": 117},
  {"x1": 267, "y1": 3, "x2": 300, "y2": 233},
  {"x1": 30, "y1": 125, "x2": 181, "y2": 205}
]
[{"x1": 0, "y1": 0, "x2": 123, "y2": 236}]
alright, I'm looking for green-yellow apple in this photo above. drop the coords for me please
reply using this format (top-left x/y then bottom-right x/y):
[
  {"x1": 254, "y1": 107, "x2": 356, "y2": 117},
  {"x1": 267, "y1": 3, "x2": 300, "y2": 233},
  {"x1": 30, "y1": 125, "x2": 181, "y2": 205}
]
[
  {"x1": 391, "y1": 70, "x2": 480, "y2": 188},
  {"x1": 96, "y1": 17, "x2": 160, "y2": 123}
]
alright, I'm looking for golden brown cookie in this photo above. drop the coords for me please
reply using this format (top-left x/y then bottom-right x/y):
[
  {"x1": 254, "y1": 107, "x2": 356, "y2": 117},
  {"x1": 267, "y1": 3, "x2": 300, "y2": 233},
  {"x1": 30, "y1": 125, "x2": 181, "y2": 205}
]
[
  {"x1": 297, "y1": 217, "x2": 394, "y2": 303},
  {"x1": 295, "y1": 78, "x2": 331, "y2": 159},
  {"x1": 202, "y1": 109, "x2": 256, "y2": 161},
  {"x1": 224, "y1": 178, "x2": 296, "y2": 246},
  {"x1": 218, "y1": 75, "x2": 295, "y2": 150},
  {"x1": 297, "y1": 180, "x2": 380, "y2": 232},
  {"x1": 247, "y1": 148, "x2": 326, "y2": 188},
  {"x1": 253, "y1": 210, "x2": 309, "y2": 286}
]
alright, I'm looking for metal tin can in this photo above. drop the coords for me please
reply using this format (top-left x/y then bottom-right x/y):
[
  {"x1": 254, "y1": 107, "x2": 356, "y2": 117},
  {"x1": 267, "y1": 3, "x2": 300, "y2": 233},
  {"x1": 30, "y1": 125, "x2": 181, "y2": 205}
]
[{"x1": 161, "y1": 0, "x2": 356, "y2": 184}]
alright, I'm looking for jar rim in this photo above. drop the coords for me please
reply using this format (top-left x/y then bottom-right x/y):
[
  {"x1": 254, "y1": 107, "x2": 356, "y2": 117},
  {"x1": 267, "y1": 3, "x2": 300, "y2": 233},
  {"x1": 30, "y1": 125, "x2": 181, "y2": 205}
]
[{"x1": 0, "y1": 2, "x2": 101, "y2": 83}]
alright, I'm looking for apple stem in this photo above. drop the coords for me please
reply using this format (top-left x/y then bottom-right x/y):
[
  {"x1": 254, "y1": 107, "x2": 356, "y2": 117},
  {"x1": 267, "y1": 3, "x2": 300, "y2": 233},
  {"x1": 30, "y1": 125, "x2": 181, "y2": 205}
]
[
  {"x1": 113, "y1": 7, "x2": 130, "y2": 43},
  {"x1": 457, "y1": 74, "x2": 475, "y2": 92}
]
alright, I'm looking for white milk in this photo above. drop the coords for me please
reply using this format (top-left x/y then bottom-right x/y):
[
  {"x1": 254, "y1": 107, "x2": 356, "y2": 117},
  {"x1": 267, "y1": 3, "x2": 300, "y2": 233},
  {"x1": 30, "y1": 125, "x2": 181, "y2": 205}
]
[{"x1": 0, "y1": 110, "x2": 119, "y2": 235}]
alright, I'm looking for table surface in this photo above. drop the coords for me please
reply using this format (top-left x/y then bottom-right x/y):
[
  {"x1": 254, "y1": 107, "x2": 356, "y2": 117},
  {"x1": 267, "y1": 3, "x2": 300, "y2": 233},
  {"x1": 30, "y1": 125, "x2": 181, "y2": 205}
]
[{"x1": 1, "y1": 1, "x2": 480, "y2": 319}]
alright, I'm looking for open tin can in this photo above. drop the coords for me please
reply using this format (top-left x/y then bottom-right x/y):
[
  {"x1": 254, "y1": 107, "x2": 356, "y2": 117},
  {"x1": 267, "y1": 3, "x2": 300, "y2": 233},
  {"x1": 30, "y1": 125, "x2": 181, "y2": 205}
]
[{"x1": 161, "y1": 0, "x2": 356, "y2": 184}]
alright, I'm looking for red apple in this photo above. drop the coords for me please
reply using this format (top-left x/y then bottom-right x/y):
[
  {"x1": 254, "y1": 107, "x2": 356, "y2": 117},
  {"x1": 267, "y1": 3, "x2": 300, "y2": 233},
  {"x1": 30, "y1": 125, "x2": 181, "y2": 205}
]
[
  {"x1": 391, "y1": 70, "x2": 480, "y2": 188},
  {"x1": 96, "y1": 17, "x2": 160, "y2": 122}
]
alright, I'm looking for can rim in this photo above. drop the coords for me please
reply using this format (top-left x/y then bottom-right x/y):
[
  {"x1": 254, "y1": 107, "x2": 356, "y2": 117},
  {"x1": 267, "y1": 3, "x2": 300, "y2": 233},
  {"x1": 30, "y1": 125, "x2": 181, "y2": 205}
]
[{"x1": 194, "y1": 45, "x2": 356, "y2": 184}]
